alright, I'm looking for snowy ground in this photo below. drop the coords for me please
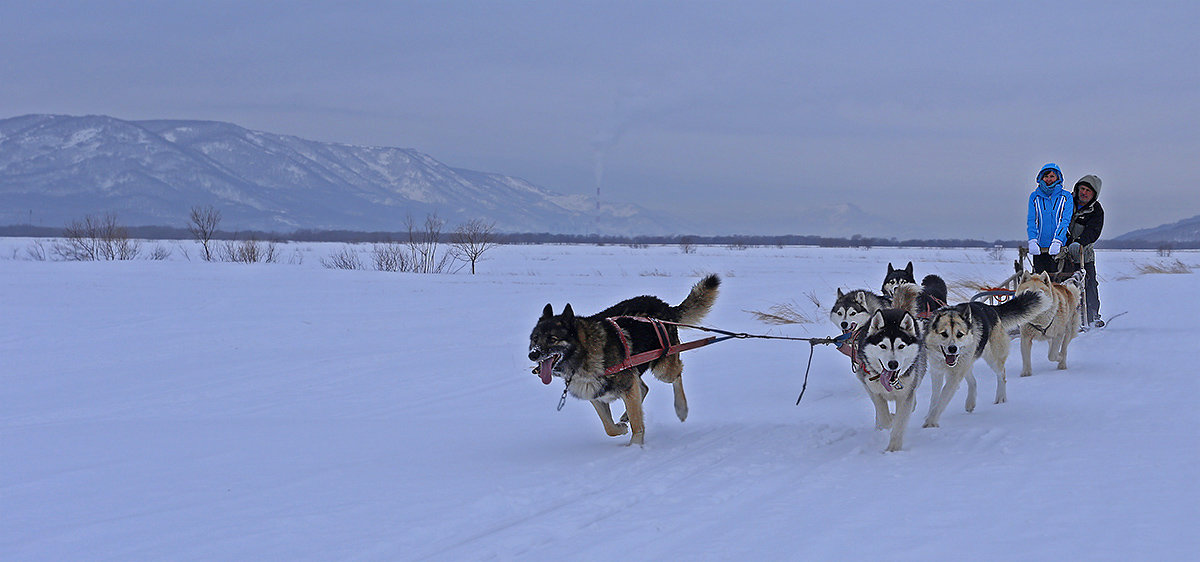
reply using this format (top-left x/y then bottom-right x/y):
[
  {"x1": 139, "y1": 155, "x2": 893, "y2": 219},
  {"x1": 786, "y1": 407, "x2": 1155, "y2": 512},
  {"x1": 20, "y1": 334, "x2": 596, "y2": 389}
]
[{"x1": 2, "y1": 240, "x2": 1198, "y2": 560}]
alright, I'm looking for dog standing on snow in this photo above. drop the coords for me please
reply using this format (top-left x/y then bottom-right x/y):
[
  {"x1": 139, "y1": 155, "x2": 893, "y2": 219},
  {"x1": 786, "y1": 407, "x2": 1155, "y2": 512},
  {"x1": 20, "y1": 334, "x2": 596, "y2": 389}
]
[
  {"x1": 1016, "y1": 271, "x2": 1082, "y2": 377},
  {"x1": 528, "y1": 275, "x2": 720, "y2": 446},
  {"x1": 921, "y1": 291, "x2": 1049, "y2": 428},
  {"x1": 848, "y1": 308, "x2": 925, "y2": 452}
]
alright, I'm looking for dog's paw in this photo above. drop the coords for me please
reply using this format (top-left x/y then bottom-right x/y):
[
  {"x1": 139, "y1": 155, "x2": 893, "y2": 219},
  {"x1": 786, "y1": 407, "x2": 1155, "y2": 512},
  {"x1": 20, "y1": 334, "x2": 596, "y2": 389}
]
[
  {"x1": 606, "y1": 422, "x2": 629, "y2": 437},
  {"x1": 675, "y1": 403, "x2": 688, "y2": 422},
  {"x1": 995, "y1": 395, "x2": 1007, "y2": 405},
  {"x1": 965, "y1": 397, "x2": 976, "y2": 413},
  {"x1": 922, "y1": 419, "x2": 939, "y2": 429},
  {"x1": 1057, "y1": 361, "x2": 1068, "y2": 370},
  {"x1": 1019, "y1": 370, "x2": 1032, "y2": 377},
  {"x1": 625, "y1": 432, "x2": 645, "y2": 447}
]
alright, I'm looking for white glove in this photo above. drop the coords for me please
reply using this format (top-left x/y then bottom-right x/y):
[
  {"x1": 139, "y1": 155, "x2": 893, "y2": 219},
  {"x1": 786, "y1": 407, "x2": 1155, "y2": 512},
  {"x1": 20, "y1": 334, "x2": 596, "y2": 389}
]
[
  {"x1": 1049, "y1": 241, "x2": 1062, "y2": 255},
  {"x1": 1028, "y1": 240, "x2": 1040, "y2": 254}
]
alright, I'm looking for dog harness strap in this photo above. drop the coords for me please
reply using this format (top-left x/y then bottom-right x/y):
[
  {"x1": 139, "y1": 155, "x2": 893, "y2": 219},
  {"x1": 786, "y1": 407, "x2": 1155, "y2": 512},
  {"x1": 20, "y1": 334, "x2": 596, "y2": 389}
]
[{"x1": 602, "y1": 316, "x2": 720, "y2": 376}]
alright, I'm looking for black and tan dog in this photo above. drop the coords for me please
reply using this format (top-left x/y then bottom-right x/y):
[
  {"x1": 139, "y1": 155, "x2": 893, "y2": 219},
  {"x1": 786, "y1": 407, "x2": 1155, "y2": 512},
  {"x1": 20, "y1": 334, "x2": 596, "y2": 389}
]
[{"x1": 529, "y1": 274, "x2": 720, "y2": 446}]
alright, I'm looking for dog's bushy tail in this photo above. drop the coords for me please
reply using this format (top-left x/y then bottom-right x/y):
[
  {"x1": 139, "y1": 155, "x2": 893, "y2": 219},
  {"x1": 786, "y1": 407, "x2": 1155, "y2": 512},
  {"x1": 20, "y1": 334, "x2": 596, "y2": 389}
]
[
  {"x1": 921, "y1": 274, "x2": 948, "y2": 304},
  {"x1": 891, "y1": 283, "x2": 920, "y2": 313},
  {"x1": 994, "y1": 291, "x2": 1049, "y2": 329},
  {"x1": 674, "y1": 274, "x2": 721, "y2": 325}
]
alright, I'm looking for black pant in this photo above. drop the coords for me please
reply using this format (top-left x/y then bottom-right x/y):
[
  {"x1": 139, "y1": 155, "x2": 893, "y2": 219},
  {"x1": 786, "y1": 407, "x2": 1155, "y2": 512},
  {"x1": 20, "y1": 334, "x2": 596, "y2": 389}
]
[
  {"x1": 1082, "y1": 261, "x2": 1100, "y2": 322},
  {"x1": 1031, "y1": 253, "x2": 1058, "y2": 275}
]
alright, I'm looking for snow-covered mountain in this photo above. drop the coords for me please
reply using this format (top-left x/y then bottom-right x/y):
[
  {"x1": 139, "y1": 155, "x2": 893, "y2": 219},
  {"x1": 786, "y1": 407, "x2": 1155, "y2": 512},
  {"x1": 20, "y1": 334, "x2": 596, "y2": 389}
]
[
  {"x1": 0, "y1": 114, "x2": 676, "y2": 234},
  {"x1": 1115, "y1": 214, "x2": 1200, "y2": 243}
]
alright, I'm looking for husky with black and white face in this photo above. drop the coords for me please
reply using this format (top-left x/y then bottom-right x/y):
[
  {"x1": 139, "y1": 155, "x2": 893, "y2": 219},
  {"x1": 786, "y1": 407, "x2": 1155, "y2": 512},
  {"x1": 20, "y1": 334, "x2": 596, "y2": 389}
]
[
  {"x1": 852, "y1": 308, "x2": 925, "y2": 452},
  {"x1": 829, "y1": 288, "x2": 890, "y2": 335}
]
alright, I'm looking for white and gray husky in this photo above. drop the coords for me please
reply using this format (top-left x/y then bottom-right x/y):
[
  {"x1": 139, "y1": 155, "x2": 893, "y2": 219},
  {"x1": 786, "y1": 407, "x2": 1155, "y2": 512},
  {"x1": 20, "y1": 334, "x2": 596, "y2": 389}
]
[
  {"x1": 850, "y1": 308, "x2": 925, "y2": 452},
  {"x1": 921, "y1": 291, "x2": 1049, "y2": 428},
  {"x1": 829, "y1": 288, "x2": 891, "y2": 335}
]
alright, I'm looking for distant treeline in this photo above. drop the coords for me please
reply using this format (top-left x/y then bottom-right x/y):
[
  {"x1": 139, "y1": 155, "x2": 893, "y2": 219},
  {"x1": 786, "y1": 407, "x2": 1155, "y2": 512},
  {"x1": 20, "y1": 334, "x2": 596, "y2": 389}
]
[{"x1": 0, "y1": 224, "x2": 1195, "y2": 249}]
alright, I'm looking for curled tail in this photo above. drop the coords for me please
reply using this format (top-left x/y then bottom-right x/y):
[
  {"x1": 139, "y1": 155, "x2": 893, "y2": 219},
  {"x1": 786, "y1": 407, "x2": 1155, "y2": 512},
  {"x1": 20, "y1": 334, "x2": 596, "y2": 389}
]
[
  {"x1": 674, "y1": 274, "x2": 721, "y2": 324},
  {"x1": 994, "y1": 291, "x2": 1050, "y2": 329},
  {"x1": 921, "y1": 274, "x2": 948, "y2": 305}
]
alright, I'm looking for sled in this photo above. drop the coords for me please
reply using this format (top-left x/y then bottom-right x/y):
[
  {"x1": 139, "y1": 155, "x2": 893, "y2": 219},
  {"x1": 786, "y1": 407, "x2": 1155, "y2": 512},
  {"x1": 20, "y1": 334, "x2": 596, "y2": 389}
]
[{"x1": 971, "y1": 246, "x2": 1093, "y2": 331}]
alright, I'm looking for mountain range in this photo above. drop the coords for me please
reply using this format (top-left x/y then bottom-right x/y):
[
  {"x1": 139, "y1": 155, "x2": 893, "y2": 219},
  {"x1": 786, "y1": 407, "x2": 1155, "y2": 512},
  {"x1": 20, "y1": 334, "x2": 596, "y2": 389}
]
[
  {"x1": 0, "y1": 114, "x2": 677, "y2": 234},
  {"x1": 1113, "y1": 214, "x2": 1200, "y2": 243}
]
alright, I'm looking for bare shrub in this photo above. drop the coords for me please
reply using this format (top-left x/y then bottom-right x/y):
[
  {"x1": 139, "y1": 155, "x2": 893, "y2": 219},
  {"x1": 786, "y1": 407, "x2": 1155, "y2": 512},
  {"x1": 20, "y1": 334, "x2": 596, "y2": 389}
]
[
  {"x1": 987, "y1": 245, "x2": 1007, "y2": 261},
  {"x1": 372, "y1": 242, "x2": 410, "y2": 272},
  {"x1": 147, "y1": 245, "x2": 172, "y2": 260},
  {"x1": 748, "y1": 301, "x2": 818, "y2": 325},
  {"x1": 53, "y1": 213, "x2": 141, "y2": 261},
  {"x1": 1157, "y1": 244, "x2": 1173, "y2": 257},
  {"x1": 450, "y1": 219, "x2": 498, "y2": 274},
  {"x1": 679, "y1": 236, "x2": 697, "y2": 254},
  {"x1": 322, "y1": 246, "x2": 366, "y2": 270},
  {"x1": 25, "y1": 240, "x2": 48, "y2": 261},
  {"x1": 1136, "y1": 259, "x2": 1190, "y2": 275},
  {"x1": 188, "y1": 205, "x2": 222, "y2": 261},
  {"x1": 219, "y1": 237, "x2": 279, "y2": 263}
]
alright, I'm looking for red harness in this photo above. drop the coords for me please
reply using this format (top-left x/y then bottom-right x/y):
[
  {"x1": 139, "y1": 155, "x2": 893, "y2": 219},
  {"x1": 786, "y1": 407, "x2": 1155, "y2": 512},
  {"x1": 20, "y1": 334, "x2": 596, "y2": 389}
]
[{"x1": 603, "y1": 316, "x2": 719, "y2": 376}]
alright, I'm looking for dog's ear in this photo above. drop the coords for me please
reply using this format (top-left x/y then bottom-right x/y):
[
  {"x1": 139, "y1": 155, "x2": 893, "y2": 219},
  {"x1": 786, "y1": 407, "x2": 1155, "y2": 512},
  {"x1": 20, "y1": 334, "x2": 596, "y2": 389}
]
[
  {"x1": 562, "y1": 303, "x2": 575, "y2": 321},
  {"x1": 854, "y1": 291, "x2": 867, "y2": 306},
  {"x1": 542, "y1": 303, "x2": 554, "y2": 319},
  {"x1": 837, "y1": 288, "x2": 845, "y2": 299},
  {"x1": 868, "y1": 310, "x2": 886, "y2": 333},
  {"x1": 887, "y1": 263, "x2": 895, "y2": 274},
  {"x1": 900, "y1": 311, "x2": 916, "y2": 334},
  {"x1": 905, "y1": 261, "x2": 913, "y2": 275},
  {"x1": 961, "y1": 303, "x2": 972, "y2": 323}
]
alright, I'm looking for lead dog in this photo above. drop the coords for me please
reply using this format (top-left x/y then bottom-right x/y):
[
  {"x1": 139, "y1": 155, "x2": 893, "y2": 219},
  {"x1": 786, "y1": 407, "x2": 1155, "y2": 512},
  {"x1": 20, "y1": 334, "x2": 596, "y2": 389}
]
[
  {"x1": 850, "y1": 308, "x2": 925, "y2": 452},
  {"x1": 921, "y1": 291, "x2": 1049, "y2": 428},
  {"x1": 1016, "y1": 271, "x2": 1082, "y2": 377},
  {"x1": 528, "y1": 275, "x2": 720, "y2": 446}
]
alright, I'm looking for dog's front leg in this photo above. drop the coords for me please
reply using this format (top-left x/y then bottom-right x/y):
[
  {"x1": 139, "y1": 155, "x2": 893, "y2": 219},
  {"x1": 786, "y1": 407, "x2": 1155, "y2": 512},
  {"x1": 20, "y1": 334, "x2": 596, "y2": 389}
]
[
  {"x1": 924, "y1": 368, "x2": 944, "y2": 421},
  {"x1": 1019, "y1": 329, "x2": 1034, "y2": 377},
  {"x1": 620, "y1": 382, "x2": 646, "y2": 447},
  {"x1": 923, "y1": 371, "x2": 962, "y2": 428},
  {"x1": 963, "y1": 369, "x2": 977, "y2": 413},
  {"x1": 886, "y1": 393, "x2": 914, "y2": 452},
  {"x1": 869, "y1": 391, "x2": 892, "y2": 430},
  {"x1": 591, "y1": 400, "x2": 628, "y2": 438}
]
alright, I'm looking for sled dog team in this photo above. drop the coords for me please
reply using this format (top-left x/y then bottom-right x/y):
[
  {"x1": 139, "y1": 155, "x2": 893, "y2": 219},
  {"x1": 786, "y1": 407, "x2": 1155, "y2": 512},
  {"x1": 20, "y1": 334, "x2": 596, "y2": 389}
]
[{"x1": 529, "y1": 262, "x2": 1081, "y2": 452}]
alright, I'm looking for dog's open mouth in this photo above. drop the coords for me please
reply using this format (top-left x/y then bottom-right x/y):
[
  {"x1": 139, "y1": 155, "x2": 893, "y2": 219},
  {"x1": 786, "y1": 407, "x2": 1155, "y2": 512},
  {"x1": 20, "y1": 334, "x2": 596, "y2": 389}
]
[
  {"x1": 869, "y1": 364, "x2": 903, "y2": 391},
  {"x1": 532, "y1": 353, "x2": 562, "y2": 385},
  {"x1": 941, "y1": 347, "x2": 959, "y2": 367}
]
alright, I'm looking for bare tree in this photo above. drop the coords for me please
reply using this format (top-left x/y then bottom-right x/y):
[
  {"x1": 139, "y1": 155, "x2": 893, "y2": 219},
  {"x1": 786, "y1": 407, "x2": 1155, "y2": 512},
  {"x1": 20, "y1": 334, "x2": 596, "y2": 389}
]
[
  {"x1": 450, "y1": 219, "x2": 497, "y2": 274},
  {"x1": 679, "y1": 236, "x2": 697, "y2": 254},
  {"x1": 53, "y1": 213, "x2": 141, "y2": 261},
  {"x1": 188, "y1": 205, "x2": 222, "y2": 261},
  {"x1": 405, "y1": 214, "x2": 459, "y2": 274}
]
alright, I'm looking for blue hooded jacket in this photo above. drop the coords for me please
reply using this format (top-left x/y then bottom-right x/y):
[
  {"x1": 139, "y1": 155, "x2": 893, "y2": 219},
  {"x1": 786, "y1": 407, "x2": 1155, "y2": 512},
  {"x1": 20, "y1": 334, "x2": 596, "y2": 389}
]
[{"x1": 1026, "y1": 163, "x2": 1072, "y2": 247}]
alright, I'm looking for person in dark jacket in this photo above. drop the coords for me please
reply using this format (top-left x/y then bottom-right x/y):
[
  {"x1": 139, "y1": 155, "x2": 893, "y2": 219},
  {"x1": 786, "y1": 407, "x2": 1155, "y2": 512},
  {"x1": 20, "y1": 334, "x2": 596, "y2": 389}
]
[{"x1": 1065, "y1": 174, "x2": 1105, "y2": 326}]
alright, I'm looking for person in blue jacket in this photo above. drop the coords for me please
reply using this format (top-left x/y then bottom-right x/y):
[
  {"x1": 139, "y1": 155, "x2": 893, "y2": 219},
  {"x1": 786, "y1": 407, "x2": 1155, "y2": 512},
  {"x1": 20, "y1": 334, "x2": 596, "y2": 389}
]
[{"x1": 1026, "y1": 163, "x2": 1072, "y2": 274}]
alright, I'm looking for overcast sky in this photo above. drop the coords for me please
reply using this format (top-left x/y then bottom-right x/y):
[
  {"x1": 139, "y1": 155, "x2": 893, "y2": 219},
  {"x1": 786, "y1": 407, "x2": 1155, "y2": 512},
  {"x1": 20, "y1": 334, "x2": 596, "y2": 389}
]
[{"x1": 3, "y1": 1, "x2": 1197, "y2": 239}]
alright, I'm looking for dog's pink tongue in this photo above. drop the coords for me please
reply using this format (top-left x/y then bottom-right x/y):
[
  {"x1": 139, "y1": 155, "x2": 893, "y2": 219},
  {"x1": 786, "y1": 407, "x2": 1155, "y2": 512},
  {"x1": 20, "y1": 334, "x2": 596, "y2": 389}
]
[{"x1": 539, "y1": 359, "x2": 554, "y2": 385}]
